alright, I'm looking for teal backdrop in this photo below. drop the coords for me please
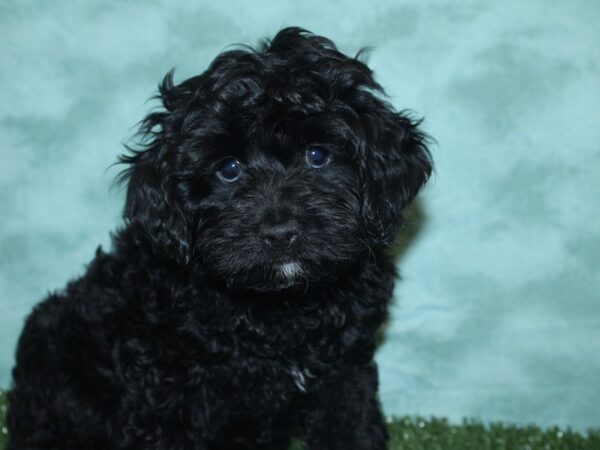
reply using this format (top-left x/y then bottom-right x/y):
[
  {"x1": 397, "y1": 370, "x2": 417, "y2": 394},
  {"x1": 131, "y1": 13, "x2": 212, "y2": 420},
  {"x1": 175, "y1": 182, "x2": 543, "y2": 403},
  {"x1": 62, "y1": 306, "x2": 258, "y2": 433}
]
[{"x1": 1, "y1": 0, "x2": 599, "y2": 432}]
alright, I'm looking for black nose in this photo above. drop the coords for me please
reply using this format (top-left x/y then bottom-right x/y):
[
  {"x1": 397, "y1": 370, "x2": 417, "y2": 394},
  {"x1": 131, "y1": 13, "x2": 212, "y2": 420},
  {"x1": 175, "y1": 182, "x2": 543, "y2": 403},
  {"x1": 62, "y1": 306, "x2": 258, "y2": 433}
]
[{"x1": 260, "y1": 220, "x2": 301, "y2": 246}]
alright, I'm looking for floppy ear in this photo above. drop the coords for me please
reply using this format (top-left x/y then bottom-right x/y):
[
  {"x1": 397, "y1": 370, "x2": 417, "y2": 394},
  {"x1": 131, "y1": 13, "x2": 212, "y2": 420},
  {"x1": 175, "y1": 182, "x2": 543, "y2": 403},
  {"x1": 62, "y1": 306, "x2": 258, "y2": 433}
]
[
  {"x1": 360, "y1": 108, "x2": 433, "y2": 245},
  {"x1": 119, "y1": 71, "x2": 198, "y2": 265}
]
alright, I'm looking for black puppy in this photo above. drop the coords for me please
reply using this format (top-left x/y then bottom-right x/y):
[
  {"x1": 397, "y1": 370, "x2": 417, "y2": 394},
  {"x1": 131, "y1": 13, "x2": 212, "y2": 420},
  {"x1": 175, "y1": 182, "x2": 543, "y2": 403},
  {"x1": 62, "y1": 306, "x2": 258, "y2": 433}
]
[{"x1": 8, "y1": 28, "x2": 432, "y2": 449}]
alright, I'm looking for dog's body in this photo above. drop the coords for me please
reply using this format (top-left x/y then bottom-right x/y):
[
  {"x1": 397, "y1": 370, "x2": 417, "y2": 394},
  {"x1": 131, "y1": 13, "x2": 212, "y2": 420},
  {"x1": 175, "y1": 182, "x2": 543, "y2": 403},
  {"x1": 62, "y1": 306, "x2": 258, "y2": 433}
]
[{"x1": 8, "y1": 28, "x2": 432, "y2": 449}]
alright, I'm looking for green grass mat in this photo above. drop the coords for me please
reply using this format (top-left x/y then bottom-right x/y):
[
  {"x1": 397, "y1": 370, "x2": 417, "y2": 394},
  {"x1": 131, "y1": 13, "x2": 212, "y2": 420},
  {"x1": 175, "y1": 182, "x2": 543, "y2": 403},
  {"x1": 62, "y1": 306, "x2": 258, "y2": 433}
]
[
  {"x1": 1, "y1": 389, "x2": 598, "y2": 449},
  {"x1": 0, "y1": 390, "x2": 6, "y2": 450}
]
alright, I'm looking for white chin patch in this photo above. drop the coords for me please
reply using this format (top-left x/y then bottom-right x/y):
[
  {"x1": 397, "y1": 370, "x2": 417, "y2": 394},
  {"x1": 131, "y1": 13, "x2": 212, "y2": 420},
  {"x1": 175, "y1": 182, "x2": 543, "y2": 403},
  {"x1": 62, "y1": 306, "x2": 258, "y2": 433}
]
[{"x1": 279, "y1": 262, "x2": 302, "y2": 279}]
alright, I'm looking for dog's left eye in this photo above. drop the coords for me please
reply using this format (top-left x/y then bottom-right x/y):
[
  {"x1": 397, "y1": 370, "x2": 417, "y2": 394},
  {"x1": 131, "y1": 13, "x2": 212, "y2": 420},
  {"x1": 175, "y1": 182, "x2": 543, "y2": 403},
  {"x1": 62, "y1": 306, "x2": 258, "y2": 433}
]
[
  {"x1": 305, "y1": 146, "x2": 330, "y2": 168},
  {"x1": 217, "y1": 158, "x2": 242, "y2": 182}
]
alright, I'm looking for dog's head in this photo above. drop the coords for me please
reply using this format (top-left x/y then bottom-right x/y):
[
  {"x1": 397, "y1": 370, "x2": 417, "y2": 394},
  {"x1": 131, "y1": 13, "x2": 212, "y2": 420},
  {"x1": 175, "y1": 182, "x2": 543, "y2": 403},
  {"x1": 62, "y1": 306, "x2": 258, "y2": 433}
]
[{"x1": 120, "y1": 27, "x2": 432, "y2": 291}]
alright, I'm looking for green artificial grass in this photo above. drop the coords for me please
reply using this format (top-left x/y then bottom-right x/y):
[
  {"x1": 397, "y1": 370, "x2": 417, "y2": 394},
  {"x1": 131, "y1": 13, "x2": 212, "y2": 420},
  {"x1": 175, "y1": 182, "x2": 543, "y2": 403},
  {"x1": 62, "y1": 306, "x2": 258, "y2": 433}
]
[
  {"x1": 0, "y1": 390, "x2": 6, "y2": 450},
  {"x1": 0, "y1": 389, "x2": 598, "y2": 450}
]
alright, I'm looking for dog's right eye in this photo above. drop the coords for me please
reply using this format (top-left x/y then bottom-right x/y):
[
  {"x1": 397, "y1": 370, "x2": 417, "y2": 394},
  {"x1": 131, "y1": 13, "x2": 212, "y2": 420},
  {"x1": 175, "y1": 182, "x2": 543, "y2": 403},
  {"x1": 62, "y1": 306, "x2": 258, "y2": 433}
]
[
  {"x1": 217, "y1": 158, "x2": 242, "y2": 182},
  {"x1": 305, "y1": 146, "x2": 330, "y2": 168}
]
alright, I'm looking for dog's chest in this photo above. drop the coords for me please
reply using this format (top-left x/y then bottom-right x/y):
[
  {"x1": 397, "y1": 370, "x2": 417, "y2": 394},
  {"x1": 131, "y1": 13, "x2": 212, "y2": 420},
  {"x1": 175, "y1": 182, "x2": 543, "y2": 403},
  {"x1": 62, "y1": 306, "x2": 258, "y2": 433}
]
[
  {"x1": 223, "y1": 335, "x2": 334, "y2": 400},
  {"x1": 198, "y1": 315, "x2": 346, "y2": 410},
  {"x1": 212, "y1": 357, "x2": 319, "y2": 412},
  {"x1": 124, "y1": 286, "x2": 379, "y2": 411}
]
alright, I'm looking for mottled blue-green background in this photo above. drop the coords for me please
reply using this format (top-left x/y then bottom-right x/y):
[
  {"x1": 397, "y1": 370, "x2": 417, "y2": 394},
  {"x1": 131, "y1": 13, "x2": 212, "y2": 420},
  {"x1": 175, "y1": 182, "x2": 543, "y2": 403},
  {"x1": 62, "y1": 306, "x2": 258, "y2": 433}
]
[{"x1": 1, "y1": 0, "x2": 599, "y2": 431}]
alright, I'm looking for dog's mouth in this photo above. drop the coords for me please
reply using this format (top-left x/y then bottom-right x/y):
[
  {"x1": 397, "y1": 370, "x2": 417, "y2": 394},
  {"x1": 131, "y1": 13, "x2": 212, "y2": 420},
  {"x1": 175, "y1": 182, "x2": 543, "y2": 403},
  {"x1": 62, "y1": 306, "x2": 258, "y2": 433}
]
[
  {"x1": 257, "y1": 260, "x2": 305, "y2": 291},
  {"x1": 229, "y1": 259, "x2": 307, "y2": 293},
  {"x1": 277, "y1": 261, "x2": 303, "y2": 280}
]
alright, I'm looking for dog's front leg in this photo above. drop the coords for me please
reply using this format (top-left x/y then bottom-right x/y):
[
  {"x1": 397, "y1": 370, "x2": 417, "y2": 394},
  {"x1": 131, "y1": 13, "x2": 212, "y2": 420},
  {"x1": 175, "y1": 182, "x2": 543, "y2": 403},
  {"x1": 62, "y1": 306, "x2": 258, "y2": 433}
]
[
  {"x1": 113, "y1": 387, "x2": 213, "y2": 450},
  {"x1": 304, "y1": 362, "x2": 387, "y2": 450}
]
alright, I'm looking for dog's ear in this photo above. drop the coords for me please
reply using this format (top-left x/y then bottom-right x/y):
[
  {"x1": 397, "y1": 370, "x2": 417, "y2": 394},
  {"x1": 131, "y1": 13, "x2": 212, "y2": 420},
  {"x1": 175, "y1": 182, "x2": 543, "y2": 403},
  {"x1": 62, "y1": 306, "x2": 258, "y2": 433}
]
[
  {"x1": 358, "y1": 105, "x2": 433, "y2": 245},
  {"x1": 119, "y1": 71, "x2": 200, "y2": 265}
]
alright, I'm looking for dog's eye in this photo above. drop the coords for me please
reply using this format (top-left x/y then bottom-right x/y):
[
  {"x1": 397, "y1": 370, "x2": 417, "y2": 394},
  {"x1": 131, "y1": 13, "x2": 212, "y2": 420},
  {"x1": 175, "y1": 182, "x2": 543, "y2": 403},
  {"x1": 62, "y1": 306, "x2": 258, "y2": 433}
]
[
  {"x1": 217, "y1": 158, "x2": 242, "y2": 182},
  {"x1": 305, "y1": 146, "x2": 330, "y2": 168}
]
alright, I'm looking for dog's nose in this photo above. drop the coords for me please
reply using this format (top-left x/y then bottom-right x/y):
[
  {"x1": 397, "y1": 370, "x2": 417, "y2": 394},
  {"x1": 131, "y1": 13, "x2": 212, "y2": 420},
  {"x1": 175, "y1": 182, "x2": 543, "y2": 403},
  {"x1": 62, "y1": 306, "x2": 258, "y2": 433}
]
[{"x1": 260, "y1": 220, "x2": 301, "y2": 246}]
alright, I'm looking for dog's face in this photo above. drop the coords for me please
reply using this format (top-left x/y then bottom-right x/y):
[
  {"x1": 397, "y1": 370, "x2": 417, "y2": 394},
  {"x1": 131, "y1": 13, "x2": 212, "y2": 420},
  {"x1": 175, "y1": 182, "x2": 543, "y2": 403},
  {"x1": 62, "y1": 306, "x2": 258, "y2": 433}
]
[
  {"x1": 121, "y1": 28, "x2": 432, "y2": 291},
  {"x1": 193, "y1": 117, "x2": 365, "y2": 291}
]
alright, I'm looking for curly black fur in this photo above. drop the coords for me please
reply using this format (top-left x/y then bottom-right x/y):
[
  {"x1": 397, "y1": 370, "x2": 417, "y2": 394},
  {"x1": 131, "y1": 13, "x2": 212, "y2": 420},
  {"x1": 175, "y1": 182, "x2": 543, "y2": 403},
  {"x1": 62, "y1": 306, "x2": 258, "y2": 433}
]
[{"x1": 8, "y1": 28, "x2": 432, "y2": 450}]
